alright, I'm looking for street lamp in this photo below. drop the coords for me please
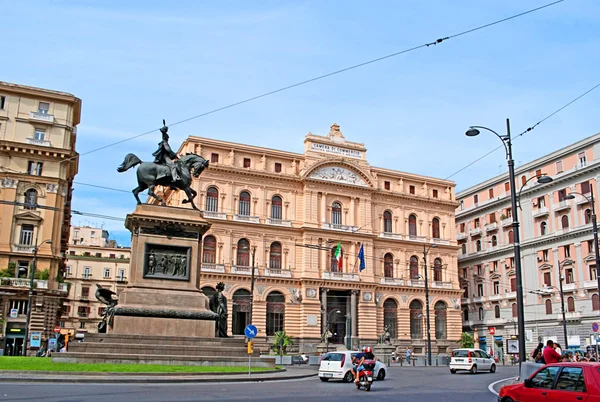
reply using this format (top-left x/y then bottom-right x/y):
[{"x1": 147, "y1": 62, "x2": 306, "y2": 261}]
[
  {"x1": 325, "y1": 309, "x2": 341, "y2": 352},
  {"x1": 565, "y1": 188, "x2": 600, "y2": 306},
  {"x1": 248, "y1": 246, "x2": 257, "y2": 324},
  {"x1": 517, "y1": 174, "x2": 554, "y2": 210},
  {"x1": 22, "y1": 238, "x2": 52, "y2": 356},
  {"x1": 423, "y1": 243, "x2": 437, "y2": 366}
]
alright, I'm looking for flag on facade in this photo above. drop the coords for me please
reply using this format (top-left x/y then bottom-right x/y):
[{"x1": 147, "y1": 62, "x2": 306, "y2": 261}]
[
  {"x1": 358, "y1": 244, "x2": 366, "y2": 272},
  {"x1": 334, "y1": 242, "x2": 343, "y2": 270}
]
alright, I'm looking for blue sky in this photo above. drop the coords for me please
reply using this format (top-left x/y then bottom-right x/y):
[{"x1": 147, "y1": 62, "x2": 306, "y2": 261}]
[{"x1": 3, "y1": 0, "x2": 599, "y2": 246}]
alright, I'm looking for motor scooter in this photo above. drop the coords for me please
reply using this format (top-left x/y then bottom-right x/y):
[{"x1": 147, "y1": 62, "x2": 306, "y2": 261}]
[{"x1": 355, "y1": 359, "x2": 375, "y2": 392}]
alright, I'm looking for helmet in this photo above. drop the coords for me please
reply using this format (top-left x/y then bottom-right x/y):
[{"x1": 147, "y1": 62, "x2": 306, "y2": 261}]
[
  {"x1": 365, "y1": 347, "x2": 373, "y2": 354},
  {"x1": 362, "y1": 346, "x2": 366, "y2": 352}
]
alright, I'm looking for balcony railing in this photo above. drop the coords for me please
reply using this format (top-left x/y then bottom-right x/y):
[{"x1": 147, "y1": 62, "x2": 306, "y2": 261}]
[
  {"x1": 322, "y1": 271, "x2": 359, "y2": 282},
  {"x1": 559, "y1": 311, "x2": 582, "y2": 321},
  {"x1": 231, "y1": 265, "x2": 252, "y2": 275},
  {"x1": 553, "y1": 200, "x2": 571, "y2": 212},
  {"x1": 533, "y1": 207, "x2": 549, "y2": 218},
  {"x1": 562, "y1": 282, "x2": 576, "y2": 292},
  {"x1": 501, "y1": 218, "x2": 513, "y2": 228},
  {"x1": 77, "y1": 311, "x2": 88, "y2": 317},
  {"x1": 487, "y1": 294, "x2": 503, "y2": 301},
  {"x1": 431, "y1": 281, "x2": 453, "y2": 289},
  {"x1": 469, "y1": 228, "x2": 481, "y2": 237},
  {"x1": 407, "y1": 279, "x2": 425, "y2": 287},
  {"x1": 407, "y1": 235, "x2": 427, "y2": 243},
  {"x1": 576, "y1": 194, "x2": 591, "y2": 205},
  {"x1": 266, "y1": 218, "x2": 292, "y2": 227},
  {"x1": 25, "y1": 137, "x2": 52, "y2": 147},
  {"x1": 322, "y1": 223, "x2": 358, "y2": 233},
  {"x1": 233, "y1": 214, "x2": 260, "y2": 223},
  {"x1": 82, "y1": 274, "x2": 92, "y2": 280},
  {"x1": 584, "y1": 280, "x2": 598, "y2": 289},
  {"x1": 58, "y1": 283, "x2": 69, "y2": 292},
  {"x1": 201, "y1": 263, "x2": 225, "y2": 273},
  {"x1": 484, "y1": 222, "x2": 498, "y2": 232},
  {"x1": 431, "y1": 238, "x2": 451, "y2": 245},
  {"x1": 203, "y1": 211, "x2": 227, "y2": 220},
  {"x1": 504, "y1": 291, "x2": 516, "y2": 299},
  {"x1": 486, "y1": 317, "x2": 507, "y2": 325},
  {"x1": 1, "y1": 278, "x2": 48, "y2": 289},
  {"x1": 264, "y1": 267, "x2": 292, "y2": 278},
  {"x1": 380, "y1": 277, "x2": 405, "y2": 286},
  {"x1": 29, "y1": 111, "x2": 55, "y2": 123},
  {"x1": 456, "y1": 232, "x2": 467, "y2": 241},
  {"x1": 472, "y1": 296, "x2": 485, "y2": 303},
  {"x1": 380, "y1": 232, "x2": 403, "y2": 240},
  {"x1": 13, "y1": 244, "x2": 34, "y2": 253}
]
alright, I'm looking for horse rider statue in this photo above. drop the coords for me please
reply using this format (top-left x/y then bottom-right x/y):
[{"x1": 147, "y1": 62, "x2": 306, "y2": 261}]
[{"x1": 152, "y1": 120, "x2": 180, "y2": 183}]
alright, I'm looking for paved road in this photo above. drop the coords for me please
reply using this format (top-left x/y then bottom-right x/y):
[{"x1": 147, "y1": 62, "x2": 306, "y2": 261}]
[{"x1": 0, "y1": 366, "x2": 517, "y2": 402}]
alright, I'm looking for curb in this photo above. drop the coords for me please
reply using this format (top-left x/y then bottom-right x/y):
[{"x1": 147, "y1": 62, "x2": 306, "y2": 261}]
[
  {"x1": 488, "y1": 377, "x2": 518, "y2": 396},
  {"x1": 0, "y1": 368, "x2": 286, "y2": 377}
]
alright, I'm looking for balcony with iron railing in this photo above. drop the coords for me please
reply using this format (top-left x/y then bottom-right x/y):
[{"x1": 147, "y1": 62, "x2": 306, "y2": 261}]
[
  {"x1": 233, "y1": 214, "x2": 260, "y2": 223},
  {"x1": 322, "y1": 223, "x2": 358, "y2": 233},
  {"x1": 29, "y1": 111, "x2": 55, "y2": 124},
  {"x1": 266, "y1": 218, "x2": 292, "y2": 227},
  {"x1": 322, "y1": 271, "x2": 360, "y2": 282}
]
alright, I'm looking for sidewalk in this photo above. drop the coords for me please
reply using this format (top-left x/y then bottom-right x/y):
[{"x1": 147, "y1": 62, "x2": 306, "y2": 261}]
[{"x1": 0, "y1": 366, "x2": 318, "y2": 384}]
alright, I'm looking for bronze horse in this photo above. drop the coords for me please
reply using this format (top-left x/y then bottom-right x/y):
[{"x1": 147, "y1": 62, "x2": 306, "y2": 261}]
[{"x1": 117, "y1": 152, "x2": 209, "y2": 209}]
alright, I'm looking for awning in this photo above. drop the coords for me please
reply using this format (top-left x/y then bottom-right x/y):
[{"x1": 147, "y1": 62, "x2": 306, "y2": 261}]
[{"x1": 478, "y1": 337, "x2": 487, "y2": 342}]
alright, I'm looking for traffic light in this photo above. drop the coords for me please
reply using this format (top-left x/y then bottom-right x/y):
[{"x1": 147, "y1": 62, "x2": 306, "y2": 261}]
[{"x1": 247, "y1": 341, "x2": 253, "y2": 354}]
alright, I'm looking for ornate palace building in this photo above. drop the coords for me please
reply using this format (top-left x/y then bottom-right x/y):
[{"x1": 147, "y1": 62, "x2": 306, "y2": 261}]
[
  {"x1": 156, "y1": 124, "x2": 462, "y2": 353},
  {"x1": 0, "y1": 81, "x2": 81, "y2": 355},
  {"x1": 456, "y1": 133, "x2": 600, "y2": 358}
]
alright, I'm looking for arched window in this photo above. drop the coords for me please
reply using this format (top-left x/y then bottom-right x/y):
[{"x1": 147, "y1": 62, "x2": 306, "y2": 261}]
[
  {"x1": 491, "y1": 235, "x2": 497, "y2": 247},
  {"x1": 202, "y1": 235, "x2": 217, "y2": 264},
  {"x1": 232, "y1": 289, "x2": 251, "y2": 335},
  {"x1": 521, "y1": 175, "x2": 527, "y2": 186},
  {"x1": 478, "y1": 307, "x2": 484, "y2": 320},
  {"x1": 239, "y1": 191, "x2": 251, "y2": 216},
  {"x1": 432, "y1": 217, "x2": 440, "y2": 239},
  {"x1": 269, "y1": 242, "x2": 282, "y2": 269},
  {"x1": 409, "y1": 215, "x2": 417, "y2": 236},
  {"x1": 266, "y1": 291, "x2": 285, "y2": 335},
  {"x1": 201, "y1": 286, "x2": 216, "y2": 300},
  {"x1": 332, "y1": 202, "x2": 342, "y2": 225},
  {"x1": 236, "y1": 239, "x2": 250, "y2": 266},
  {"x1": 434, "y1": 301, "x2": 447, "y2": 340},
  {"x1": 540, "y1": 222, "x2": 547, "y2": 236},
  {"x1": 511, "y1": 303, "x2": 517, "y2": 317},
  {"x1": 24, "y1": 189, "x2": 37, "y2": 210},
  {"x1": 585, "y1": 209, "x2": 592, "y2": 225},
  {"x1": 271, "y1": 196, "x2": 282, "y2": 220},
  {"x1": 409, "y1": 300, "x2": 423, "y2": 339},
  {"x1": 384, "y1": 253, "x2": 394, "y2": 278},
  {"x1": 205, "y1": 187, "x2": 218, "y2": 212},
  {"x1": 409, "y1": 256, "x2": 419, "y2": 279},
  {"x1": 461, "y1": 244, "x2": 467, "y2": 254},
  {"x1": 463, "y1": 309, "x2": 469, "y2": 321},
  {"x1": 494, "y1": 304, "x2": 500, "y2": 318},
  {"x1": 433, "y1": 258, "x2": 443, "y2": 282},
  {"x1": 567, "y1": 296, "x2": 575, "y2": 312},
  {"x1": 383, "y1": 298, "x2": 398, "y2": 339},
  {"x1": 545, "y1": 299, "x2": 552, "y2": 315},
  {"x1": 476, "y1": 240, "x2": 482, "y2": 252},
  {"x1": 593, "y1": 294, "x2": 599, "y2": 311},
  {"x1": 383, "y1": 211, "x2": 393, "y2": 233},
  {"x1": 508, "y1": 230, "x2": 514, "y2": 244},
  {"x1": 561, "y1": 215, "x2": 569, "y2": 229},
  {"x1": 330, "y1": 245, "x2": 343, "y2": 272}
]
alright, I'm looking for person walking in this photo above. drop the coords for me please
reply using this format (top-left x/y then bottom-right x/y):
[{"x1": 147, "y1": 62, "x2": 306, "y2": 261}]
[
  {"x1": 406, "y1": 347, "x2": 412, "y2": 365},
  {"x1": 543, "y1": 340, "x2": 561, "y2": 364}
]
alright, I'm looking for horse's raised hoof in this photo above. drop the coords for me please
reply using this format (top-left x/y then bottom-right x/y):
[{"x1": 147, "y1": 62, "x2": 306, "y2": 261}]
[{"x1": 182, "y1": 199, "x2": 189, "y2": 204}]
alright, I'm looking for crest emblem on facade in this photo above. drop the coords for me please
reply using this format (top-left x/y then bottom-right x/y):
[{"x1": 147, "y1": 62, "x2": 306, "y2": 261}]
[
  {"x1": 305, "y1": 288, "x2": 317, "y2": 299},
  {"x1": 309, "y1": 166, "x2": 367, "y2": 187}
]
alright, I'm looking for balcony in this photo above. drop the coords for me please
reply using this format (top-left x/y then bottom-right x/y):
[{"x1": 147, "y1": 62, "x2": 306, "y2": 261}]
[
  {"x1": 13, "y1": 244, "x2": 34, "y2": 253},
  {"x1": 81, "y1": 275, "x2": 92, "y2": 280},
  {"x1": 457, "y1": 232, "x2": 467, "y2": 241},
  {"x1": 25, "y1": 137, "x2": 52, "y2": 147},
  {"x1": 58, "y1": 283, "x2": 69, "y2": 292},
  {"x1": 487, "y1": 294, "x2": 503, "y2": 301},
  {"x1": 576, "y1": 194, "x2": 592, "y2": 206},
  {"x1": 407, "y1": 235, "x2": 427, "y2": 243},
  {"x1": 407, "y1": 279, "x2": 425, "y2": 287},
  {"x1": 380, "y1": 232, "x2": 403, "y2": 240},
  {"x1": 501, "y1": 218, "x2": 513, "y2": 228},
  {"x1": 322, "y1": 223, "x2": 358, "y2": 233},
  {"x1": 431, "y1": 281, "x2": 453, "y2": 289},
  {"x1": 231, "y1": 265, "x2": 252, "y2": 275},
  {"x1": 1, "y1": 278, "x2": 48, "y2": 289},
  {"x1": 469, "y1": 228, "x2": 482, "y2": 237},
  {"x1": 584, "y1": 280, "x2": 598, "y2": 289},
  {"x1": 77, "y1": 312, "x2": 88, "y2": 318},
  {"x1": 472, "y1": 296, "x2": 485, "y2": 303},
  {"x1": 484, "y1": 222, "x2": 498, "y2": 232},
  {"x1": 322, "y1": 271, "x2": 359, "y2": 282},
  {"x1": 533, "y1": 207, "x2": 549, "y2": 218},
  {"x1": 431, "y1": 238, "x2": 451, "y2": 245},
  {"x1": 380, "y1": 277, "x2": 405, "y2": 286},
  {"x1": 486, "y1": 317, "x2": 507, "y2": 325},
  {"x1": 266, "y1": 218, "x2": 292, "y2": 227},
  {"x1": 464, "y1": 319, "x2": 484, "y2": 327},
  {"x1": 553, "y1": 200, "x2": 571, "y2": 212},
  {"x1": 116, "y1": 276, "x2": 128, "y2": 283},
  {"x1": 233, "y1": 214, "x2": 260, "y2": 223},
  {"x1": 558, "y1": 312, "x2": 582, "y2": 321},
  {"x1": 29, "y1": 111, "x2": 55, "y2": 124},
  {"x1": 203, "y1": 211, "x2": 226, "y2": 220},
  {"x1": 264, "y1": 268, "x2": 292, "y2": 278},
  {"x1": 201, "y1": 263, "x2": 225, "y2": 273},
  {"x1": 504, "y1": 291, "x2": 516, "y2": 299},
  {"x1": 562, "y1": 282, "x2": 576, "y2": 292}
]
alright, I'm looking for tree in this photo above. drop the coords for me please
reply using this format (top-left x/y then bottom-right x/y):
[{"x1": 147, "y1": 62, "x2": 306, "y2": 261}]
[
  {"x1": 271, "y1": 331, "x2": 294, "y2": 355},
  {"x1": 457, "y1": 332, "x2": 475, "y2": 348},
  {"x1": 0, "y1": 262, "x2": 16, "y2": 278}
]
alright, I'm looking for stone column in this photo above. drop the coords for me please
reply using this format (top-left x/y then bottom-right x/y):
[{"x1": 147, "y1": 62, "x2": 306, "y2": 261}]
[
  {"x1": 351, "y1": 290, "x2": 358, "y2": 337},
  {"x1": 320, "y1": 193, "x2": 327, "y2": 223},
  {"x1": 321, "y1": 288, "x2": 328, "y2": 334},
  {"x1": 350, "y1": 197, "x2": 355, "y2": 226}
]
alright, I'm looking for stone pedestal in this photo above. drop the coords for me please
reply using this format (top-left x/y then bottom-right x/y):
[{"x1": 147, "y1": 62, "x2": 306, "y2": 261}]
[{"x1": 111, "y1": 204, "x2": 216, "y2": 337}]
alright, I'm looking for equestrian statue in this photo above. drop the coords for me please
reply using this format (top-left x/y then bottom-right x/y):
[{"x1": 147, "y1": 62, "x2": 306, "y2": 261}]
[{"x1": 117, "y1": 120, "x2": 209, "y2": 210}]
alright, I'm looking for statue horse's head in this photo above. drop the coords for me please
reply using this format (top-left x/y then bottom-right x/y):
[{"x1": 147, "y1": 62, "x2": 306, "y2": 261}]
[{"x1": 179, "y1": 153, "x2": 209, "y2": 177}]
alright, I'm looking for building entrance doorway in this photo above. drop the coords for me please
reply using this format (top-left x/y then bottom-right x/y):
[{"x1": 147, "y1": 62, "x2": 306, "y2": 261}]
[
  {"x1": 232, "y1": 289, "x2": 250, "y2": 335},
  {"x1": 326, "y1": 290, "x2": 350, "y2": 344},
  {"x1": 4, "y1": 337, "x2": 24, "y2": 356}
]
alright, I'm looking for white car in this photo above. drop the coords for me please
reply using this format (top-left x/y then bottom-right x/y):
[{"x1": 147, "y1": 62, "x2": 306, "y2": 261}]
[
  {"x1": 318, "y1": 351, "x2": 387, "y2": 382},
  {"x1": 449, "y1": 348, "x2": 496, "y2": 374}
]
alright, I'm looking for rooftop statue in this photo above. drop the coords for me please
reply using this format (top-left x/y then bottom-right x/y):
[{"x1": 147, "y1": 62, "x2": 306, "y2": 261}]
[{"x1": 117, "y1": 120, "x2": 209, "y2": 209}]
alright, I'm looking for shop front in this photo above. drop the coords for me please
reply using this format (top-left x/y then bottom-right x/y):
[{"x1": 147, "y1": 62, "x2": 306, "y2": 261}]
[{"x1": 3, "y1": 323, "x2": 26, "y2": 356}]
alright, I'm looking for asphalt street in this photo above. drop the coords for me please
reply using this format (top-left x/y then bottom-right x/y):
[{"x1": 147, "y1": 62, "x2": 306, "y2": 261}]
[{"x1": 0, "y1": 366, "x2": 518, "y2": 402}]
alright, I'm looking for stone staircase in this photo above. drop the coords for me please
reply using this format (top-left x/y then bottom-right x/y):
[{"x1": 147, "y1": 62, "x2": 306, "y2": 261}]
[{"x1": 53, "y1": 333, "x2": 276, "y2": 368}]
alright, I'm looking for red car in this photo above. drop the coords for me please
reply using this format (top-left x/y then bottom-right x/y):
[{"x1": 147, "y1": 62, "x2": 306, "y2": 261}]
[{"x1": 498, "y1": 362, "x2": 600, "y2": 401}]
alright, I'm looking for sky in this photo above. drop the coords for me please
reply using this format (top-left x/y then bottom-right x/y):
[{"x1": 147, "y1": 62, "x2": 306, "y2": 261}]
[{"x1": 3, "y1": 0, "x2": 599, "y2": 246}]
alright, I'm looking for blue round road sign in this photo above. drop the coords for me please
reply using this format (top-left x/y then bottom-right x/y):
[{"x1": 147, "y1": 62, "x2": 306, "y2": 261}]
[
  {"x1": 244, "y1": 324, "x2": 258, "y2": 339},
  {"x1": 592, "y1": 322, "x2": 599, "y2": 333}
]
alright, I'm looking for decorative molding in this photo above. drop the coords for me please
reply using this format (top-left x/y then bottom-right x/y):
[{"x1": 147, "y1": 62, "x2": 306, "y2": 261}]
[
  {"x1": 309, "y1": 166, "x2": 368, "y2": 187},
  {"x1": 288, "y1": 288, "x2": 302, "y2": 303},
  {"x1": 306, "y1": 288, "x2": 317, "y2": 298},
  {"x1": 140, "y1": 222, "x2": 199, "y2": 240},
  {"x1": 362, "y1": 292, "x2": 372, "y2": 302},
  {"x1": 114, "y1": 307, "x2": 218, "y2": 320}
]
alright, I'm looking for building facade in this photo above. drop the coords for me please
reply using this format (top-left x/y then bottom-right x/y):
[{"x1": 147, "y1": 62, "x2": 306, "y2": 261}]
[
  {"x1": 456, "y1": 133, "x2": 600, "y2": 359},
  {"x1": 62, "y1": 226, "x2": 130, "y2": 334},
  {"x1": 0, "y1": 81, "x2": 81, "y2": 355},
  {"x1": 155, "y1": 124, "x2": 462, "y2": 353}
]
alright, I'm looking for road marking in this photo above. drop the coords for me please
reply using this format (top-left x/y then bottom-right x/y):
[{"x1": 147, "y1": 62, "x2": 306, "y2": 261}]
[{"x1": 488, "y1": 377, "x2": 517, "y2": 396}]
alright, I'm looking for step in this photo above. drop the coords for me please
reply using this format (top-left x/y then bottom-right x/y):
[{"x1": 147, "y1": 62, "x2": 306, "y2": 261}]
[
  {"x1": 68, "y1": 342, "x2": 258, "y2": 357},
  {"x1": 83, "y1": 333, "x2": 247, "y2": 347}
]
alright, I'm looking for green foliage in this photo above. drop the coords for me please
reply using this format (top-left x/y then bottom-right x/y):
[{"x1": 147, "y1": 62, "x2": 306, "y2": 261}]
[
  {"x1": 457, "y1": 332, "x2": 475, "y2": 349},
  {"x1": 34, "y1": 269, "x2": 50, "y2": 280},
  {"x1": 500, "y1": 213, "x2": 507, "y2": 220},
  {"x1": 0, "y1": 262, "x2": 16, "y2": 278},
  {"x1": 271, "y1": 331, "x2": 294, "y2": 355}
]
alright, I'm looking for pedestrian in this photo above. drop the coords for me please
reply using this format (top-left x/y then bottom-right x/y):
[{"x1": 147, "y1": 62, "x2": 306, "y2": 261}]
[
  {"x1": 531, "y1": 342, "x2": 544, "y2": 364},
  {"x1": 406, "y1": 347, "x2": 412, "y2": 364},
  {"x1": 554, "y1": 343, "x2": 562, "y2": 355},
  {"x1": 543, "y1": 340, "x2": 561, "y2": 364}
]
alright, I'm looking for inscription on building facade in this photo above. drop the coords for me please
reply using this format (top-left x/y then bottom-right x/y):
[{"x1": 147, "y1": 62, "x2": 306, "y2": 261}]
[{"x1": 311, "y1": 143, "x2": 362, "y2": 159}]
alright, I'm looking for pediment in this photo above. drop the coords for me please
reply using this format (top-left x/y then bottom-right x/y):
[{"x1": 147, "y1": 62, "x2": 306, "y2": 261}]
[
  {"x1": 583, "y1": 253, "x2": 596, "y2": 263},
  {"x1": 538, "y1": 263, "x2": 553, "y2": 271},
  {"x1": 14, "y1": 211, "x2": 43, "y2": 222},
  {"x1": 490, "y1": 272, "x2": 501, "y2": 280},
  {"x1": 308, "y1": 165, "x2": 369, "y2": 187},
  {"x1": 507, "y1": 269, "x2": 516, "y2": 276}
]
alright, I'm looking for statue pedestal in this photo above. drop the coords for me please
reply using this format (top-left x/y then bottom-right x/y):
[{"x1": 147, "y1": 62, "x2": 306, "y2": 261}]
[{"x1": 111, "y1": 204, "x2": 216, "y2": 337}]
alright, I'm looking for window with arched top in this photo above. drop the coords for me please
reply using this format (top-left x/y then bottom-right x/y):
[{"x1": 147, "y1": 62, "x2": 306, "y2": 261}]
[
  {"x1": 271, "y1": 196, "x2": 282, "y2": 220},
  {"x1": 236, "y1": 239, "x2": 250, "y2": 266},
  {"x1": 24, "y1": 189, "x2": 38, "y2": 210},
  {"x1": 409, "y1": 256, "x2": 419, "y2": 279},
  {"x1": 432, "y1": 217, "x2": 440, "y2": 239},
  {"x1": 593, "y1": 294, "x2": 599, "y2": 311},
  {"x1": 410, "y1": 300, "x2": 423, "y2": 339},
  {"x1": 201, "y1": 286, "x2": 216, "y2": 300},
  {"x1": 433, "y1": 258, "x2": 443, "y2": 282},
  {"x1": 508, "y1": 230, "x2": 514, "y2": 244},
  {"x1": 491, "y1": 235, "x2": 497, "y2": 247},
  {"x1": 266, "y1": 291, "x2": 285, "y2": 335},
  {"x1": 511, "y1": 303, "x2": 517, "y2": 317},
  {"x1": 205, "y1": 187, "x2": 218, "y2": 212},
  {"x1": 476, "y1": 240, "x2": 482, "y2": 252},
  {"x1": 461, "y1": 244, "x2": 467, "y2": 254},
  {"x1": 585, "y1": 209, "x2": 592, "y2": 225},
  {"x1": 232, "y1": 289, "x2": 251, "y2": 335},
  {"x1": 494, "y1": 305, "x2": 500, "y2": 318},
  {"x1": 269, "y1": 242, "x2": 282, "y2": 269},
  {"x1": 545, "y1": 299, "x2": 552, "y2": 315},
  {"x1": 434, "y1": 301, "x2": 447, "y2": 339},
  {"x1": 202, "y1": 235, "x2": 216, "y2": 264},
  {"x1": 384, "y1": 253, "x2": 394, "y2": 278},
  {"x1": 540, "y1": 222, "x2": 547, "y2": 236},
  {"x1": 383, "y1": 210, "x2": 392, "y2": 233},
  {"x1": 383, "y1": 299, "x2": 398, "y2": 339},
  {"x1": 567, "y1": 296, "x2": 575, "y2": 312},
  {"x1": 521, "y1": 175, "x2": 527, "y2": 186},
  {"x1": 332, "y1": 202, "x2": 342, "y2": 225},
  {"x1": 463, "y1": 309, "x2": 469, "y2": 321},
  {"x1": 239, "y1": 191, "x2": 251, "y2": 216},
  {"x1": 409, "y1": 215, "x2": 417, "y2": 236},
  {"x1": 561, "y1": 215, "x2": 569, "y2": 229}
]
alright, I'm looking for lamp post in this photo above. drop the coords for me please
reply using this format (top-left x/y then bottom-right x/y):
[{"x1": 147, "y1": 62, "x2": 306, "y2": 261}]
[
  {"x1": 565, "y1": 187, "x2": 600, "y2": 307},
  {"x1": 325, "y1": 309, "x2": 341, "y2": 352},
  {"x1": 22, "y1": 238, "x2": 52, "y2": 356},
  {"x1": 423, "y1": 243, "x2": 437, "y2": 366},
  {"x1": 248, "y1": 246, "x2": 257, "y2": 324},
  {"x1": 533, "y1": 275, "x2": 569, "y2": 350}
]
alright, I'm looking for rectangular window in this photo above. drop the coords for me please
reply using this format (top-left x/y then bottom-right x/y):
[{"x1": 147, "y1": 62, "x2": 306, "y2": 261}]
[
  {"x1": 34, "y1": 129, "x2": 45, "y2": 141},
  {"x1": 27, "y1": 161, "x2": 44, "y2": 176},
  {"x1": 90, "y1": 231, "x2": 95, "y2": 238},
  {"x1": 9, "y1": 299, "x2": 29, "y2": 315},
  {"x1": 460, "y1": 200, "x2": 464, "y2": 210},
  {"x1": 543, "y1": 249, "x2": 549, "y2": 261},
  {"x1": 38, "y1": 102, "x2": 50, "y2": 114},
  {"x1": 578, "y1": 152, "x2": 587, "y2": 167},
  {"x1": 103, "y1": 268, "x2": 111, "y2": 278},
  {"x1": 109, "y1": 253, "x2": 115, "y2": 259},
  {"x1": 65, "y1": 266, "x2": 71, "y2": 277},
  {"x1": 493, "y1": 281, "x2": 499, "y2": 295},
  {"x1": 537, "y1": 196, "x2": 545, "y2": 207},
  {"x1": 459, "y1": 223, "x2": 465, "y2": 232},
  {"x1": 210, "y1": 153, "x2": 219, "y2": 163},
  {"x1": 19, "y1": 224, "x2": 34, "y2": 245},
  {"x1": 488, "y1": 188, "x2": 494, "y2": 198},
  {"x1": 462, "y1": 268, "x2": 467, "y2": 278},
  {"x1": 98, "y1": 307, "x2": 106, "y2": 316},
  {"x1": 118, "y1": 269, "x2": 126, "y2": 280},
  {"x1": 0, "y1": 95, "x2": 5, "y2": 109},
  {"x1": 564, "y1": 245, "x2": 571, "y2": 258},
  {"x1": 81, "y1": 286, "x2": 90, "y2": 297},
  {"x1": 565, "y1": 268, "x2": 574, "y2": 284},
  {"x1": 535, "y1": 169, "x2": 542, "y2": 177},
  {"x1": 477, "y1": 265, "x2": 482, "y2": 276},
  {"x1": 243, "y1": 158, "x2": 251, "y2": 168},
  {"x1": 384, "y1": 181, "x2": 390, "y2": 190},
  {"x1": 493, "y1": 261, "x2": 498, "y2": 271},
  {"x1": 558, "y1": 189, "x2": 567, "y2": 201},
  {"x1": 506, "y1": 208, "x2": 512, "y2": 218},
  {"x1": 581, "y1": 180, "x2": 591, "y2": 194},
  {"x1": 432, "y1": 189, "x2": 438, "y2": 198},
  {"x1": 588, "y1": 240, "x2": 594, "y2": 254},
  {"x1": 477, "y1": 283, "x2": 483, "y2": 297},
  {"x1": 509, "y1": 277, "x2": 516, "y2": 292},
  {"x1": 473, "y1": 194, "x2": 478, "y2": 204},
  {"x1": 474, "y1": 218, "x2": 480, "y2": 228},
  {"x1": 591, "y1": 265, "x2": 597, "y2": 280},
  {"x1": 59, "y1": 320, "x2": 65, "y2": 327},
  {"x1": 83, "y1": 267, "x2": 91, "y2": 279},
  {"x1": 17, "y1": 261, "x2": 29, "y2": 278},
  {"x1": 409, "y1": 185, "x2": 415, "y2": 195},
  {"x1": 274, "y1": 163, "x2": 282, "y2": 173},
  {"x1": 504, "y1": 182, "x2": 510, "y2": 192},
  {"x1": 555, "y1": 160, "x2": 563, "y2": 173},
  {"x1": 79, "y1": 322, "x2": 86, "y2": 329},
  {"x1": 543, "y1": 272, "x2": 552, "y2": 287},
  {"x1": 488, "y1": 213, "x2": 496, "y2": 223}
]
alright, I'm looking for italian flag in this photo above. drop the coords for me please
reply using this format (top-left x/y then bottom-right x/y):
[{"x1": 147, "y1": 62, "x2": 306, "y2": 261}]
[{"x1": 334, "y1": 242, "x2": 343, "y2": 271}]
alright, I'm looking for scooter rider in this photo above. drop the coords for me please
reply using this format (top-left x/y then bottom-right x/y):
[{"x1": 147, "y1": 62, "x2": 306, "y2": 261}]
[{"x1": 352, "y1": 347, "x2": 367, "y2": 383}]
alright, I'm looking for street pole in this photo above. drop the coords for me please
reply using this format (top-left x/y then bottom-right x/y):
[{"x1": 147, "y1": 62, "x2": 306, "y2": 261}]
[
  {"x1": 423, "y1": 244, "x2": 433, "y2": 367},
  {"x1": 590, "y1": 186, "x2": 600, "y2": 311},
  {"x1": 558, "y1": 264, "x2": 569, "y2": 349},
  {"x1": 249, "y1": 246, "x2": 256, "y2": 324},
  {"x1": 22, "y1": 241, "x2": 38, "y2": 356}
]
